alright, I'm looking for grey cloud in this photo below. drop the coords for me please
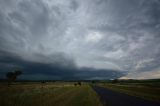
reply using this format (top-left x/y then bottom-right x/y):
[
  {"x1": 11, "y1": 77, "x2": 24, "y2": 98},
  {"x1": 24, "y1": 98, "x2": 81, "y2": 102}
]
[
  {"x1": 87, "y1": 0, "x2": 160, "y2": 72},
  {"x1": 0, "y1": 0, "x2": 160, "y2": 79},
  {"x1": 70, "y1": 0, "x2": 79, "y2": 11}
]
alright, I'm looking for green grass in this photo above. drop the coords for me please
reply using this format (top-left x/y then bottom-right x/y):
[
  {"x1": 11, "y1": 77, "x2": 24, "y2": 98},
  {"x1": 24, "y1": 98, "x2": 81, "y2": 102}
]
[
  {"x1": 0, "y1": 83, "x2": 102, "y2": 106},
  {"x1": 100, "y1": 83, "x2": 160, "y2": 103}
]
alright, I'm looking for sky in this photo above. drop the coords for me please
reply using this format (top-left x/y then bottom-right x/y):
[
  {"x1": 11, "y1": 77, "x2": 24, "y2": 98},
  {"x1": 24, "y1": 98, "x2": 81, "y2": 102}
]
[{"x1": 0, "y1": 0, "x2": 160, "y2": 80}]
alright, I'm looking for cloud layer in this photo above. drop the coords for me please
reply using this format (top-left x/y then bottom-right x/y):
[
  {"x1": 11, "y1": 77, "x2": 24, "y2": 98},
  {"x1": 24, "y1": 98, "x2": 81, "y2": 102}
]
[{"x1": 0, "y1": 0, "x2": 160, "y2": 79}]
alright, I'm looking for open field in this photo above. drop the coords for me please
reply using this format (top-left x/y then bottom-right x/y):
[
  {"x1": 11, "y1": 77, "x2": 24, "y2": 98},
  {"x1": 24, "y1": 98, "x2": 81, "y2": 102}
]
[
  {"x1": 100, "y1": 82, "x2": 160, "y2": 103},
  {"x1": 1, "y1": 80, "x2": 160, "y2": 106},
  {"x1": 0, "y1": 83, "x2": 102, "y2": 106}
]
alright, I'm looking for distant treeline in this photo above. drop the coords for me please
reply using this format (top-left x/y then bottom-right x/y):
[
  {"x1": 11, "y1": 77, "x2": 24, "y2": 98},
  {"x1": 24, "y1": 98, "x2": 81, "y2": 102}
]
[
  {"x1": 0, "y1": 79, "x2": 160, "y2": 83},
  {"x1": 114, "y1": 79, "x2": 160, "y2": 83}
]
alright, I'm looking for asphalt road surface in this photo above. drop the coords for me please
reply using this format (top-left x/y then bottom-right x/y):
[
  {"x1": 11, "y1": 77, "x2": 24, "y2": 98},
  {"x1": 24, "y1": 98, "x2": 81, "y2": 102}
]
[{"x1": 92, "y1": 86, "x2": 160, "y2": 106}]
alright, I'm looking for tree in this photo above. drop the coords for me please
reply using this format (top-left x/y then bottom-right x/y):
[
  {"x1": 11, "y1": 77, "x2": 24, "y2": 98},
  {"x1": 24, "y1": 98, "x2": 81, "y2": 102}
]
[
  {"x1": 74, "y1": 83, "x2": 77, "y2": 86},
  {"x1": 112, "y1": 79, "x2": 118, "y2": 84},
  {"x1": 6, "y1": 72, "x2": 15, "y2": 82},
  {"x1": 14, "y1": 70, "x2": 22, "y2": 76},
  {"x1": 6, "y1": 70, "x2": 22, "y2": 86},
  {"x1": 78, "y1": 82, "x2": 81, "y2": 86},
  {"x1": 91, "y1": 80, "x2": 95, "y2": 84}
]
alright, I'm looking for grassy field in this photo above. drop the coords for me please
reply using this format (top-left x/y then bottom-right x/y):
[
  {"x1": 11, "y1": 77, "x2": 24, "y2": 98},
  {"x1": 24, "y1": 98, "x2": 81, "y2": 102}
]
[
  {"x1": 0, "y1": 83, "x2": 102, "y2": 106},
  {"x1": 100, "y1": 83, "x2": 160, "y2": 103}
]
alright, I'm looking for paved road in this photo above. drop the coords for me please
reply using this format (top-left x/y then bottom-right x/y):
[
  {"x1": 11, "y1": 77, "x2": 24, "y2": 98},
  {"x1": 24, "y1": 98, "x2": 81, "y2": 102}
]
[{"x1": 92, "y1": 86, "x2": 160, "y2": 106}]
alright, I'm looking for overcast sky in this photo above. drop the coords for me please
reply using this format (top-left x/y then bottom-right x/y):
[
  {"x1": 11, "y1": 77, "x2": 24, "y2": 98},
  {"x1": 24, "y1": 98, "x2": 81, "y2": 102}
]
[{"x1": 0, "y1": 0, "x2": 160, "y2": 80}]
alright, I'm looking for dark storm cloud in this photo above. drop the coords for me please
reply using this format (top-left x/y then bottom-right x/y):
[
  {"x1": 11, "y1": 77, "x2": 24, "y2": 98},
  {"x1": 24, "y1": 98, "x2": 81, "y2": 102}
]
[
  {"x1": 0, "y1": 0, "x2": 160, "y2": 79},
  {"x1": 0, "y1": 50, "x2": 125, "y2": 80}
]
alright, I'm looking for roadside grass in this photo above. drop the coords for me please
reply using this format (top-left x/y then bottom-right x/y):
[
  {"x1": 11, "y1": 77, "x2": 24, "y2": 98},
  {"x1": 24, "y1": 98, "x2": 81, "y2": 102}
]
[
  {"x1": 0, "y1": 83, "x2": 102, "y2": 106},
  {"x1": 100, "y1": 83, "x2": 160, "y2": 103}
]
